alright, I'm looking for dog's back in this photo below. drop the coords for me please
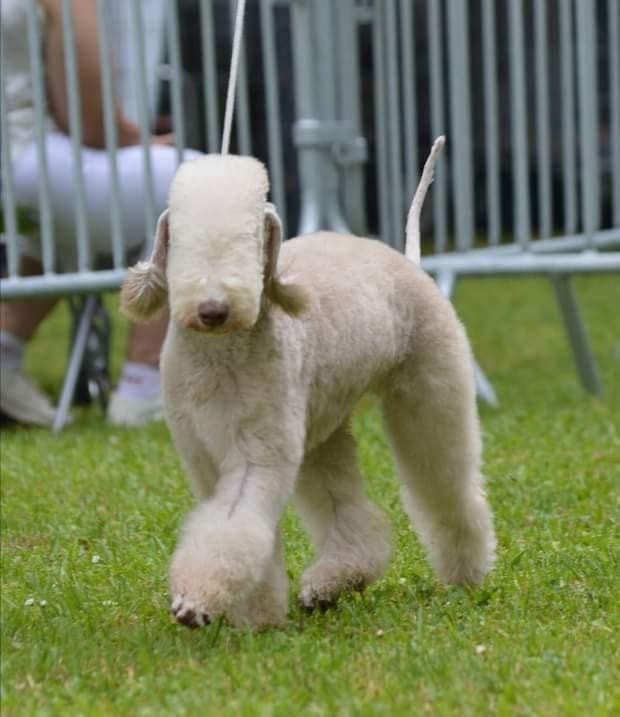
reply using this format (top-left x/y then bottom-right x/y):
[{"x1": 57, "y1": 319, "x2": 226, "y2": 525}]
[{"x1": 279, "y1": 230, "x2": 459, "y2": 364}]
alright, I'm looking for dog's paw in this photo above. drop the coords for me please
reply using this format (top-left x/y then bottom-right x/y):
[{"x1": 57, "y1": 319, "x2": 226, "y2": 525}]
[
  {"x1": 298, "y1": 588, "x2": 337, "y2": 614},
  {"x1": 171, "y1": 594, "x2": 211, "y2": 629},
  {"x1": 169, "y1": 543, "x2": 266, "y2": 627},
  {"x1": 298, "y1": 571, "x2": 366, "y2": 614}
]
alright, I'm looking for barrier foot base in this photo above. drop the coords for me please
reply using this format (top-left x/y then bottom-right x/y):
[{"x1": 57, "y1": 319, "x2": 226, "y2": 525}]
[{"x1": 551, "y1": 274, "x2": 603, "y2": 396}]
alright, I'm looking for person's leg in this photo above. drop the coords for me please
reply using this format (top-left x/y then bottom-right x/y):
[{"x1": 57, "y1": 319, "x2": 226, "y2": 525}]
[
  {"x1": 9, "y1": 136, "x2": 200, "y2": 426},
  {"x1": 0, "y1": 256, "x2": 58, "y2": 337},
  {"x1": 107, "y1": 313, "x2": 169, "y2": 426},
  {"x1": 106, "y1": 145, "x2": 201, "y2": 426},
  {"x1": 125, "y1": 315, "x2": 168, "y2": 365},
  {"x1": 0, "y1": 257, "x2": 59, "y2": 425},
  {"x1": 111, "y1": 145, "x2": 203, "y2": 425}
]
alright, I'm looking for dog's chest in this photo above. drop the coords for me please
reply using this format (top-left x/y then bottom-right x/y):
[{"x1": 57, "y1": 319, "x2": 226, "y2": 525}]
[
  {"x1": 188, "y1": 390, "x2": 240, "y2": 468},
  {"x1": 163, "y1": 358, "x2": 245, "y2": 465},
  {"x1": 161, "y1": 336, "x2": 298, "y2": 470}
]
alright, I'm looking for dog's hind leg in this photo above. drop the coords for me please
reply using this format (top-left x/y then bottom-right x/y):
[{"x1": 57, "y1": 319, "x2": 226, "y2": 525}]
[
  {"x1": 294, "y1": 424, "x2": 392, "y2": 612},
  {"x1": 381, "y1": 345, "x2": 496, "y2": 586},
  {"x1": 227, "y1": 528, "x2": 289, "y2": 630}
]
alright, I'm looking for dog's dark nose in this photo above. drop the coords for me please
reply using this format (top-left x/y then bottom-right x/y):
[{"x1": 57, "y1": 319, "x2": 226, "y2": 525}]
[{"x1": 197, "y1": 300, "x2": 229, "y2": 328}]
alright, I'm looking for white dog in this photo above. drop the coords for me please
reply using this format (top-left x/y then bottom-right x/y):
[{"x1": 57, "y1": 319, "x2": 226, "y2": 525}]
[{"x1": 122, "y1": 138, "x2": 496, "y2": 630}]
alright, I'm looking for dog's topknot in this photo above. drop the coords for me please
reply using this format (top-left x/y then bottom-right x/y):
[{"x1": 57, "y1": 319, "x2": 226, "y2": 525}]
[{"x1": 169, "y1": 154, "x2": 270, "y2": 238}]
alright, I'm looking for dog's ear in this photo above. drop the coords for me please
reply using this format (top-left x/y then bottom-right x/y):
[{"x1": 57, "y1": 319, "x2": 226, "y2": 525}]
[
  {"x1": 262, "y1": 204, "x2": 308, "y2": 317},
  {"x1": 121, "y1": 209, "x2": 170, "y2": 322}
]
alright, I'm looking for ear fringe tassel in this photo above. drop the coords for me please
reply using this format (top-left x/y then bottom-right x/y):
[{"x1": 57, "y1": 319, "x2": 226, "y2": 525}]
[
  {"x1": 121, "y1": 262, "x2": 168, "y2": 322},
  {"x1": 265, "y1": 277, "x2": 309, "y2": 317}
]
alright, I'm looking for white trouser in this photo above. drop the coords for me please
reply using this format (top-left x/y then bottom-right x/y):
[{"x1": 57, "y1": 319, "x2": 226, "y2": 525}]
[{"x1": 12, "y1": 131, "x2": 202, "y2": 270}]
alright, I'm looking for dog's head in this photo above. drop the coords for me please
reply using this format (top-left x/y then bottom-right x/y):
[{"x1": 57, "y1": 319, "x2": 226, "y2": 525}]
[{"x1": 121, "y1": 155, "x2": 307, "y2": 333}]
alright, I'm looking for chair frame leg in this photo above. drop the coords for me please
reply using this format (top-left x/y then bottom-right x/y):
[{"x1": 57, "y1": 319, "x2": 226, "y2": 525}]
[
  {"x1": 52, "y1": 295, "x2": 100, "y2": 432},
  {"x1": 75, "y1": 296, "x2": 111, "y2": 413}
]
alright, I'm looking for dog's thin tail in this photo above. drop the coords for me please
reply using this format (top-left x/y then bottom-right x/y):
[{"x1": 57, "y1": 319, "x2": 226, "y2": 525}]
[{"x1": 405, "y1": 135, "x2": 446, "y2": 264}]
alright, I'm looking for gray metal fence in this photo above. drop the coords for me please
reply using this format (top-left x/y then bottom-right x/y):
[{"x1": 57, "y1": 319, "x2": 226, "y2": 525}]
[
  {"x1": 287, "y1": 0, "x2": 620, "y2": 398},
  {"x1": 2, "y1": 0, "x2": 618, "y2": 398},
  {"x1": 1, "y1": 0, "x2": 295, "y2": 297},
  {"x1": 291, "y1": 1, "x2": 620, "y2": 265}
]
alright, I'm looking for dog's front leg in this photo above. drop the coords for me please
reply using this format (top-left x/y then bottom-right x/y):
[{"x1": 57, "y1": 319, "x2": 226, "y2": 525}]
[
  {"x1": 226, "y1": 527, "x2": 289, "y2": 630},
  {"x1": 169, "y1": 462, "x2": 298, "y2": 629}
]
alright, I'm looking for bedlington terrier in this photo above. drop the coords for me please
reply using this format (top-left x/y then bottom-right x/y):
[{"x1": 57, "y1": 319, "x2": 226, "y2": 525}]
[{"x1": 121, "y1": 137, "x2": 496, "y2": 630}]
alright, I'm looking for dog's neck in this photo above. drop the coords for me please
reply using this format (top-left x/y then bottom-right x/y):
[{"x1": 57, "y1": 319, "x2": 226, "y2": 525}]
[{"x1": 170, "y1": 310, "x2": 275, "y2": 368}]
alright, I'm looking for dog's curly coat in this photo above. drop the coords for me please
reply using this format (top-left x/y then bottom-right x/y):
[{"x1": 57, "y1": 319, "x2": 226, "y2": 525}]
[{"x1": 122, "y1": 139, "x2": 496, "y2": 630}]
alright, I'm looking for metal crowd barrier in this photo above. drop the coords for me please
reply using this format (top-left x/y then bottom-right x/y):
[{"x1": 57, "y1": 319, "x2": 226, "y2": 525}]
[
  {"x1": 288, "y1": 0, "x2": 620, "y2": 399},
  {"x1": 0, "y1": 0, "x2": 296, "y2": 298},
  {"x1": 0, "y1": 0, "x2": 299, "y2": 428},
  {"x1": 1, "y1": 0, "x2": 618, "y2": 406}
]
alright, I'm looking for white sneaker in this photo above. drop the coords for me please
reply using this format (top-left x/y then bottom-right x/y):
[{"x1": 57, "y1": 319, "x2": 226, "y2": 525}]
[
  {"x1": 0, "y1": 365, "x2": 56, "y2": 427},
  {"x1": 106, "y1": 390, "x2": 164, "y2": 427}
]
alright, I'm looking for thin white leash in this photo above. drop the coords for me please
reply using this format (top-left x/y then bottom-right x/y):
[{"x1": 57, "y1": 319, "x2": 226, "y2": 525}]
[{"x1": 221, "y1": 0, "x2": 247, "y2": 155}]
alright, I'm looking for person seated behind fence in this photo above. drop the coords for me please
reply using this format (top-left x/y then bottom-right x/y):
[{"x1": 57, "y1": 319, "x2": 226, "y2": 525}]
[{"x1": 0, "y1": 0, "x2": 201, "y2": 427}]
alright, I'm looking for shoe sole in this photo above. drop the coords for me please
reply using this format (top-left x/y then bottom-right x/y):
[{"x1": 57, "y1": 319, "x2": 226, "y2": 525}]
[{"x1": 0, "y1": 391, "x2": 56, "y2": 427}]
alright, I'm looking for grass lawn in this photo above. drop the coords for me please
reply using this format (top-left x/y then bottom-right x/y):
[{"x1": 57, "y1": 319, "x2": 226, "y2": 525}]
[{"x1": 1, "y1": 276, "x2": 619, "y2": 716}]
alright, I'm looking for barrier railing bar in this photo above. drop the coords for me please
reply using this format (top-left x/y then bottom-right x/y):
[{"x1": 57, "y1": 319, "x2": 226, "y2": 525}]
[
  {"x1": 447, "y1": 0, "x2": 475, "y2": 251},
  {"x1": 290, "y1": 0, "x2": 322, "y2": 234},
  {"x1": 427, "y1": 0, "x2": 448, "y2": 253},
  {"x1": 534, "y1": 0, "x2": 552, "y2": 239},
  {"x1": 372, "y1": 2, "x2": 392, "y2": 245},
  {"x1": 0, "y1": 40, "x2": 20, "y2": 278},
  {"x1": 481, "y1": 0, "x2": 501, "y2": 247},
  {"x1": 96, "y1": 0, "x2": 124, "y2": 269},
  {"x1": 422, "y1": 252, "x2": 620, "y2": 276},
  {"x1": 508, "y1": 0, "x2": 531, "y2": 248},
  {"x1": 400, "y1": 0, "x2": 418, "y2": 203},
  {"x1": 129, "y1": 0, "x2": 157, "y2": 241},
  {"x1": 384, "y1": 0, "x2": 404, "y2": 250},
  {"x1": 166, "y1": 0, "x2": 186, "y2": 165},
  {"x1": 608, "y1": 0, "x2": 620, "y2": 227},
  {"x1": 4, "y1": 231, "x2": 618, "y2": 301},
  {"x1": 313, "y1": 1, "x2": 336, "y2": 122},
  {"x1": 231, "y1": 0, "x2": 252, "y2": 155},
  {"x1": 575, "y1": 0, "x2": 599, "y2": 249},
  {"x1": 0, "y1": 269, "x2": 129, "y2": 299},
  {"x1": 6, "y1": 250, "x2": 618, "y2": 305},
  {"x1": 259, "y1": 0, "x2": 287, "y2": 232},
  {"x1": 199, "y1": 0, "x2": 220, "y2": 152},
  {"x1": 462, "y1": 227, "x2": 620, "y2": 256},
  {"x1": 559, "y1": 0, "x2": 577, "y2": 236},
  {"x1": 61, "y1": 0, "x2": 91, "y2": 271},
  {"x1": 335, "y1": 0, "x2": 367, "y2": 235},
  {"x1": 5, "y1": 249, "x2": 620, "y2": 303},
  {"x1": 26, "y1": 0, "x2": 55, "y2": 274},
  {"x1": 313, "y1": 1, "x2": 350, "y2": 234},
  {"x1": 313, "y1": 0, "x2": 338, "y2": 233}
]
